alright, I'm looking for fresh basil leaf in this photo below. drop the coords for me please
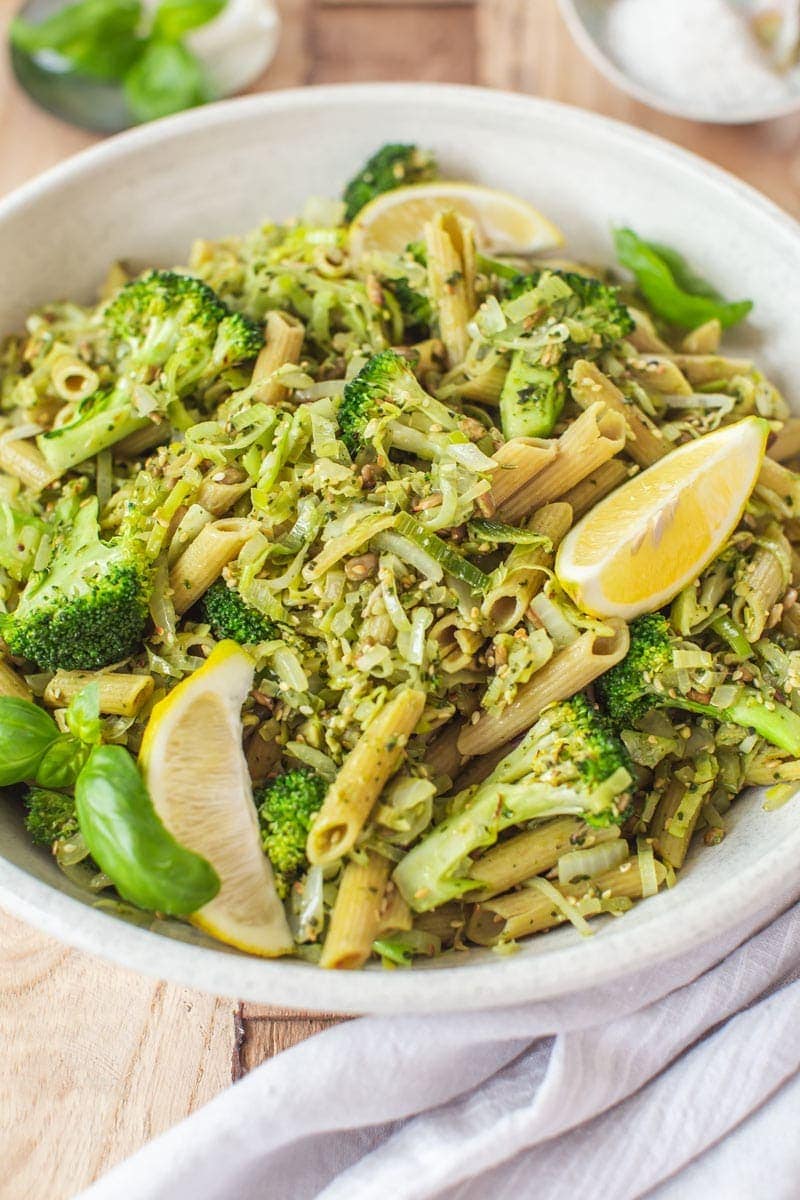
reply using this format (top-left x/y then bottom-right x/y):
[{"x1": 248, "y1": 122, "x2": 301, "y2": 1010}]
[
  {"x1": 76, "y1": 745, "x2": 219, "y2": 915},
  {"x1": 36, "y1": 736, "x2": 90, "y2": 789},
  {"x1": 10, "y1": 0, "x2": 144, "y2": 82},
  {"x1": 124, "y1": 38, "x2": 209, "y2": 123},
  {"x1": 65, "y1": 682, "x2": 102, "y2": 746},
  {"x1": 0, "y1": 697, "x2": 60, "y2": 786},
  {"x1": 152, "y1": 0, "x2": 225, "y2": 40},
  {"x1": 613, "y1": 228, "x2": 753, "y2": 331}
]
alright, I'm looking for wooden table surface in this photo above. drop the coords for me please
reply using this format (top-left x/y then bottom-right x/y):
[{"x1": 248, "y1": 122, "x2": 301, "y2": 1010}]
[{"x1": 2, "y1": 2, "x2": 800, "y2": 1196}]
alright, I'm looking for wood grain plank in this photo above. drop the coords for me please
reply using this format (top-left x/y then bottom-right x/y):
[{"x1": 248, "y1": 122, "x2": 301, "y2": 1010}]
[
  {"x1": 311, "y1": 3, "x2": 476, "y2": 84},
  {"x1": 0, "y1": 911, "x2": 237, "y2": 1200}
]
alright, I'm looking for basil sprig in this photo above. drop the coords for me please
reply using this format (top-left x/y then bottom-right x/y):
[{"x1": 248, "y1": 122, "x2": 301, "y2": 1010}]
[
  {"x1": 10, "y1": 0, "x2": 225, "y2": 123},
  {"x1": 0, "y1": 693, "x2": 219, "y2": 915},
  {"x1": 613, "y1": 228, "x2": 753, "y2": 331}
]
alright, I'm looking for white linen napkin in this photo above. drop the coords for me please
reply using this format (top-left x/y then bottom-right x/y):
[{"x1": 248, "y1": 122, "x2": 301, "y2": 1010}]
[{"x1": 79, "y1": 883, "x2": 800, "y2": 1200}]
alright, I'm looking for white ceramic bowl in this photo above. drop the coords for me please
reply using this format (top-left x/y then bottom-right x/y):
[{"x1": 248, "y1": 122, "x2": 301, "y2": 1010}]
[
  {"x1": 1, "y1": 84, "x2": 799, "y2": 1013},
  {"x1": 559, "y1": 0, "x2": 800, "y2": 125}
]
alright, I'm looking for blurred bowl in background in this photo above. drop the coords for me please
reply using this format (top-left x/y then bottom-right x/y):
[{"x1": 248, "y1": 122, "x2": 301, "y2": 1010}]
[
  {"x1": 10, "y1": 0, "x2": 280, "y2": 133},
  {"x1": 559, "y1": 0, "x2": 800, "y2": 124}
]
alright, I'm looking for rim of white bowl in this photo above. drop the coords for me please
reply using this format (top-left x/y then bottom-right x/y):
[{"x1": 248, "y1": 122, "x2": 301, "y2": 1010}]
[
  {"x1": 557, "y1": 0, "x2": 800, "y2": 126},
  {"x1": 1, "y1": 82, "x2": 799, "y2": 1013}
]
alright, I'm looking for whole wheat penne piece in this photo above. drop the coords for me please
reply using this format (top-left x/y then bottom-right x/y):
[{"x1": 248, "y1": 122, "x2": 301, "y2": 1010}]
[
  {"x1": 498, "y1": 402, "x2": 626, "y2": 523},
  {"x1": 0, "y1": 657, "x2": 32, "y2": 701},
  {"x1": 666, "y1": 353, "x2": 752, "y2": 384},
  {"x1": 252, "y1": 310, "x2": 305, "y2": 405},
  {"x1": 768, "y1": 419, "x2": 800, "y2": 464},
  {"x1": 169, "y1": 518, "x2": 257, "y2": 614},
  {"x1": 757, "y1": 457, "x2": 800, "y2": 518},
  {"x1": 488, "y1": 437, "x2": 557, "y2": 510},
  {"x1": 680, "y1": 319, "x2": 721, "y2": 355},
  {"x1": 319, "y1": 851, "x2": 392, "y2": 970},
  {"x1": 196, "y1": 466, "x2": 252, "y2": 516},
  {"x1": 458, "y1": 620, "x2": 630, "y2": 757},
  {"x1": 467, "y1": 818, "x2": 620, "y2": 901},
  {"x1": 0, "y1": 433, "x2": 58, "y2": 491},
  {"x1": 44, "y1": 670, "x2": 154, "y2": 717},
  {"x1": 308, "y1": 689, "x2": 426, "y2": 865},
  {"x1": 560, "y1": 459, "x2": 631, "y2": 520},
  {"x1": 425, "y1": 211, "x2": 477, "y2": 367},
  {"x1": 569, "y1": 360, "x2": 667, "y2": 468},
  {"x1": 481, "y1": 502, "x2": 572, "y2": 631},
  {"x1": 467, "y1": 859, "x2": 666, "y2": 945}
]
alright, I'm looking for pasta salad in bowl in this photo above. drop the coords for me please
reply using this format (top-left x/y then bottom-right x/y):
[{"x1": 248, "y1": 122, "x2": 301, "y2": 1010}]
[{"x1": 1, "y1": 85, "x2": 799, "y2": 1009}]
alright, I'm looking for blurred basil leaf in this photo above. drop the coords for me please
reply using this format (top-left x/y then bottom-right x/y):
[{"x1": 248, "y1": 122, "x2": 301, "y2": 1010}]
[
  {"x1": 65, "y1": 682, "x2": 102, "y2": 746},
  {"x1": 10, "y1": 0, "x2": 144, "y2": 82},
  {"x1": 152, "y1": 0, "x2": 225, "y2": 40},
  {"x1": 124, "y1": 38, "x2": 209, "y2": 122}
]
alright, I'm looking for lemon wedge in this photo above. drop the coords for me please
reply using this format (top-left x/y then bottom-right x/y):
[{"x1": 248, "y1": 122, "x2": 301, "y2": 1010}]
[
  {"x1": 556, "y1": 416, "x2": 768, "y2": 620},
  {"x1": 349, "y1": 182, "x2": 564, "y2": 259},
  {"x1": 139, "y1": 640, "x2": 292, "y2": 957}
]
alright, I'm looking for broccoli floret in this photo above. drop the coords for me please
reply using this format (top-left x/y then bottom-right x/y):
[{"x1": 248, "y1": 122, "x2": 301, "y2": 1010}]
[
  {"x1": 202, "y1": 578, "x2": 277, "y2": 645},
  {"x1": 256, "y1": 767, "x2": 328, "y2": 898},
  {"x1": 38, "y1": 271, "x2": 263, "y2": 473},
  {"x1": 387, "y1": 277, "x2": 433, "y2": 337},
  {"x1": 343, "y1": 144, "x2": 438, "y2": 223},
  {"x1": 338, "y1": 349, "x2": 472, "y2": 460},
  {"x1": 393, "y1": 695, "x2": 633, "y2": 912},
  {"x1": 497, "y1": 270, "x2": 633, "y2": 440},
  {"x1": 2, "y1": 493, "x2": 152, "y2": 671},
  {"x1": 507, "y1": 269, "x2": 634, "y2": 344},
  {"x1": 597, "y1": 613, "x2": 800, "y2": 755},
  {"x1": 24, "y1": 787, "x2": 78, "y2": 847}
]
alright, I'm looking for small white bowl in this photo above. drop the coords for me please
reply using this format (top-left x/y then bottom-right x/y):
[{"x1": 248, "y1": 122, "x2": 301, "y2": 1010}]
[
  {"x1": 560, "y1": 0, "x2": 800, "y2": 124},
  {"x1": 1, "y1": 84, "x2": 799, "y2": 1013}
]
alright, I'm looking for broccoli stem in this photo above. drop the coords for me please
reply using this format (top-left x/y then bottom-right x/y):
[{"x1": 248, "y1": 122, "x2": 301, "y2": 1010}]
[
  {"x1": 39, "y1": 401, "x2": 148, "y2": 474},
  {"x1": 394, "y1": 784, "x2": 600, "y2": 912},
  {"x1": 499, "y1": 354, "x2": 565, "y2": 439},
  {"x1": 709, "y1": 613, "x2": 752, "y2": 661},
  {"x1": 673, "y1": 689, "x2": 800, "y2": 756}
]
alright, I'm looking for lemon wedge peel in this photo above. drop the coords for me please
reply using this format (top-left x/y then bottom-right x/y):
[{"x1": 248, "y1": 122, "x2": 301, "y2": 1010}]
[
  {"x1": 349, "y1": 181, "x2": 565, "y2": 259},
  {"x1": 140, "y1": 640, "x2": 293, "y2": 957},
  {"x1": 556, "y1": 416, "x2": 769, "y2": 621}
]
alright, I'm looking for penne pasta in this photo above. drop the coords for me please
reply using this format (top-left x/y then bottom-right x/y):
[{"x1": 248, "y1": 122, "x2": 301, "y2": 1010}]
[
  {"x1": 319, "y1": 851, "x2": 392, "y2": 969},
  {"x1": 497, "y1": 401, "x2": 626, "y2": 523},
  {"x1": 731, "y1": 526, "x2": 790, "y2": 641},
  {"x1": 458, "y1": 620, "x2": 630, "y2": 756},
  {"x1": 768, "y1": 418, "x2": 800, "y2": 464},
  {"x1": 560, "y1": 459, "x2": 631, "y2": 520},
  {"x1": 487, "y1": 437, "x2": 557, "y2": 511},
  {"x1": 425, "y1": 211, "x2": 477, "y2": 368},
  {"x1": 756, "y1": 457, "x2": 800, "y2": 518},
  {"x1": 680, "y1": 318, "x2": 722, "y2": 355},
  {"x1": 569, "y1": 360, "x2": 667, "y2": 467},
  {"x1": 413, "y1": 901, "x2": 466, "y2": 947},
  {"x1": 626, "y1": 306, "x2": 671, "y2": 353},
  {"x1": 374, "y1": 881, "x2": 413, "y2": 937},
  {"x1": 481, "y1": 502, "x2": 572, "y2": 630},
  {"x1": 466, "y1": 859, "x2": 667, "y2": 945},
  {"x1": 49, "y1": 353, "x2": 100, "y2": 404},
  {"x1": 0, "y1": 433, "x2": 58, "y2": 491},
  {"x1": 466, "y1": 818, "x2": 620, "y2": 901},
  {"x1": 0, "y1": 657, "x2": 32, "y2": 701},
  {"x1": 666, "y1": 353, "x2": 753, "y2": 384},
  {"x1": 44, "y1": 670, "x2": 154, "y2": 717},
  {"x1": 169, "y1": 517, "x2": 257, "y2": 614},
  {"x1": 308, "y1": 689, "x2": 426, "y2": 866},
  {"x1": 252, "y1": 310, "x2": 306, "y2": 405},
  {"x1": 196, "y1": 466, "x2": 252, "y2": 516}
]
